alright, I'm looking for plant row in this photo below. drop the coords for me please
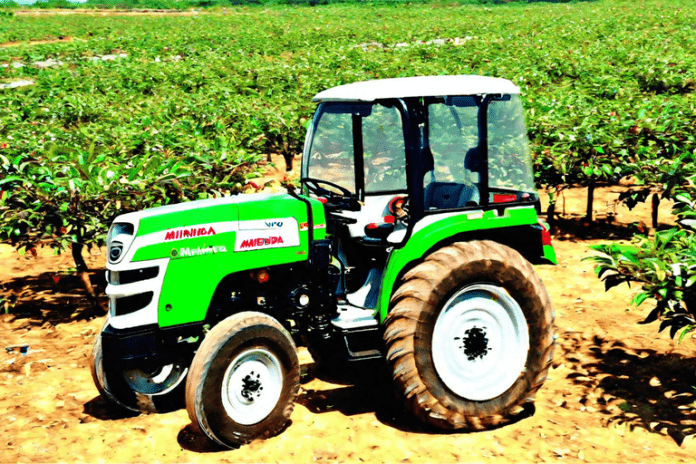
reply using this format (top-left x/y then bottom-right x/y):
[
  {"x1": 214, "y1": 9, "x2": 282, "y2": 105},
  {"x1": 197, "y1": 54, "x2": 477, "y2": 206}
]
[{"x1": 0, "y1": 0, "x2": 695, "y2": 257}]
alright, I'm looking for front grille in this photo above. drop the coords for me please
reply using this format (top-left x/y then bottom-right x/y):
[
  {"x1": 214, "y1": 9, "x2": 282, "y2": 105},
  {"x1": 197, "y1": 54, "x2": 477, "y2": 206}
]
[
  {"x1": 109, "y1": 266, "x2": 159, "y2": 285},
  {"x1": 114, "y1": 292, "x2": 154, "y2": 316}
]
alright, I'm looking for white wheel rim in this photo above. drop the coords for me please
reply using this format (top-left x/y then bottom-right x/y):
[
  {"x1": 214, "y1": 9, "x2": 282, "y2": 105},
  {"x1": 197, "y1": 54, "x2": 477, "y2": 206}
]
[
  {"x1": 221, "y1": 348, "x2": 283, "y2": 425},
  {"x1": 432, "y1": 284, "x2": 529, "y2": 401},
  {"x1": 122, "y1": 363, "x2": 188, "y2": 395}
]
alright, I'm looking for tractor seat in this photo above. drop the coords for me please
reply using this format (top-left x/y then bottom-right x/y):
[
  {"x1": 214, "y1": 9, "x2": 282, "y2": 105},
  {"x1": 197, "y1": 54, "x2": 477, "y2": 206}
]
[{"x1": 424, "y1": 182, "x2": 479, "y2": 210}]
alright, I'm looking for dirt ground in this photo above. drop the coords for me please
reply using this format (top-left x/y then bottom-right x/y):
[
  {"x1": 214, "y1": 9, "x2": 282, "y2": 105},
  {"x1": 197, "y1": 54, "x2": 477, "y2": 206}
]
[{"x1": 2, "y1": 175, "x2": 696, "y2": 462}]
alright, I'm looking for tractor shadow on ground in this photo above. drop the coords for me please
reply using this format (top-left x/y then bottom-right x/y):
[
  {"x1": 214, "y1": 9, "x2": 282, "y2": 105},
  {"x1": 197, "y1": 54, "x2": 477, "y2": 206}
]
[
  {"x1": 177, "y1": 424, "x2": 233, "y2": 453},
  {"x1": 0, "y1": 270, "x2": 107, "y2": 325},
  {"x1": 82, "y1": 396, "x2": 139, "y2": 422},
  {"x1": 549, "y1": 215, "x2": 648, "y2": 241},
  {"x1": 297, "y1": 360, "x2": 536, "y2": 435},
  {"x1": 560, "y1": 333, "x2": 696, "y2": 445},
  {"x1": 176, "y1": 419, "x2": 294, "y2": 453}
]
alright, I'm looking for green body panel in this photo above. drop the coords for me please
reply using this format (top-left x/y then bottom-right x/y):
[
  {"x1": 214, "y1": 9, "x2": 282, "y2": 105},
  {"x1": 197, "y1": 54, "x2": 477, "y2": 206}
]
[
  {"x1": 136, "y1": 202, "x2": 239, "y2": 238},
  {"x1": 543, "y1": 244, "x2": 557, "y2": 265},
  {"x1": 123, "y1": 193, "x2": 326, "y2": 328},
  {"x1": 376, "y1": 206, "x2": 542, "y2": 322},
  {"x1": 132, "y1": 232, "x2": 234, "y2": 262},
  {"x1": 159, "y1": 243, "x2": 310, "y2": 327}
]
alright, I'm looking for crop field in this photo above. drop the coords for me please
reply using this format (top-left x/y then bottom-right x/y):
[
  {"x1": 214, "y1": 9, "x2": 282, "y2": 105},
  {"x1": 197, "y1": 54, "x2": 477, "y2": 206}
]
[
  {"x1": 1, "y1": 0, "x2": 695, "y2": 253},
  {"x1": 3, "y1": 1, "x2": 696, "y2": 462}
]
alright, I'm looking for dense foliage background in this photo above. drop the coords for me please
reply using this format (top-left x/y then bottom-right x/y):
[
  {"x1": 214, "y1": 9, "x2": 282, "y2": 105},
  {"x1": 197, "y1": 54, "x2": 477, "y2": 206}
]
[
  {"x1": 1, "y1": 0, "x2": 695, "y2": 333},
  {"x1": 0, "y1": 0, "x2": 600, "y2": 9}
]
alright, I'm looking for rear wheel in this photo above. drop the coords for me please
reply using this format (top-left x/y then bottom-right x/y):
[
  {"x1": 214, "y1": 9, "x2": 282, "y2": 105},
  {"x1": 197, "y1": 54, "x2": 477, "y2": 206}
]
[
  {"x1": 384, "y1": 240, "x2": 555, "y2": 430},
  {"x1": 185, "y1": 312, "x2": 300, "y2": 448},
  {"x1": 90, "y1": 330, "x2": 188, "y2": 413}
]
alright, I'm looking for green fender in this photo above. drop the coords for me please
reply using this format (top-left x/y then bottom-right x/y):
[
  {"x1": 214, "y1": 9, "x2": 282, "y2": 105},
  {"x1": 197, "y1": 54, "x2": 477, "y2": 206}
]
[{"x1": 376, "y1": 206, "x2": 555, "y2": 322}]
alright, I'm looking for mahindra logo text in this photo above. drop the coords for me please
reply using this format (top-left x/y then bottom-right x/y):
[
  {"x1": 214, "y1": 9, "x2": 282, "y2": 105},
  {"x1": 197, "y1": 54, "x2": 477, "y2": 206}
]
[
  {"x1": 172, "y1": 245, "x2": 228, "y2": 258},
  {"x1": 239, "y1": 236, "x2": 284, "y2": 249},
  {"x1": 165, "y1": 227, "x2": 216, "y2": 241}
]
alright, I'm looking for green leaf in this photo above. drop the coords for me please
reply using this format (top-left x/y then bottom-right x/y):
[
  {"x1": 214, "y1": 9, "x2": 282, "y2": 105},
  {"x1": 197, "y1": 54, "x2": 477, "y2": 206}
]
[
  {"x1": 631, "y1": 292, "x2": 651, "y2": 307},
  {"x1": 0, "y1": 176, "x2": 29, "y2": 186},
  {"x1": 656, "y1": 266, "x2": 666, "y2": 281},
  {"x1": 619, "y1": 252, "x2": 640, "y2": 266},
  {"x1": 678, "y1": 326, "x2": 694, "y2": 343}
]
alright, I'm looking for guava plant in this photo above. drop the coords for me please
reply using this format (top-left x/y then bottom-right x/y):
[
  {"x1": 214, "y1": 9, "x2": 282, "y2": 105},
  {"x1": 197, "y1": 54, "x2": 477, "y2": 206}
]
[
  {"x1": 589, "y1": 193, "x2": 696, "y2": 341},
  {"x1": 0, "y1": 142, "x2": 263, "y2": 269}
]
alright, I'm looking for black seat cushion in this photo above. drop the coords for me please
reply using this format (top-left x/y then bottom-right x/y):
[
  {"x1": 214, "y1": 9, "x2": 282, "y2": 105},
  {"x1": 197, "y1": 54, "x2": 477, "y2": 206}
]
[{"x1": 424, "y1": 182, "x2": 478, "y2": 209}]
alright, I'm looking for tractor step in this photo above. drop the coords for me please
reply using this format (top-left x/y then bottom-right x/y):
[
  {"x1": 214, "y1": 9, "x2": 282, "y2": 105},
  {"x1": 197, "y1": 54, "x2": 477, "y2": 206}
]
[
  {"x1": 332, "y1": 303, "x2": 379, "y2": 330},
  {"x1": 332, "y1": 303, "x2": 382, "y2": 360}
]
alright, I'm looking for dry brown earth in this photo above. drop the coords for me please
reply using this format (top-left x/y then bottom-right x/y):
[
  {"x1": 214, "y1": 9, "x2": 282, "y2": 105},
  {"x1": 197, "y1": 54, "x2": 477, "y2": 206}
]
[{"x1": 2, "y1": 180, "x2": 695, "y2": 462}]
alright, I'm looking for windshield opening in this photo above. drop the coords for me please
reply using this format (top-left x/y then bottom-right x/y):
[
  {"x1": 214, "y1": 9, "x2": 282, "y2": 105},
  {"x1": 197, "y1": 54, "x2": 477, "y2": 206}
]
[
  {"x1": 423, "y1": 94, "x2": 537, "y2": 211},
  {"x1": 487, "y1": 95, "x2": 537, "y2": 203},
  {"x1": 305, "y1": 102, "x2": 407, "y2": 198}
]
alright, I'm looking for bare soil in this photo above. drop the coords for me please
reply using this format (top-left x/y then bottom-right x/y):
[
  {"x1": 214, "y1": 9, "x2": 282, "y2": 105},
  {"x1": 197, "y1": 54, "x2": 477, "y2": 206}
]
[
  {"x1": 0, "y1": 37, "x2": 80, "y2": 48},
  {"x1": 1, "y1": 176, "x2": 695, "y2": 462}
]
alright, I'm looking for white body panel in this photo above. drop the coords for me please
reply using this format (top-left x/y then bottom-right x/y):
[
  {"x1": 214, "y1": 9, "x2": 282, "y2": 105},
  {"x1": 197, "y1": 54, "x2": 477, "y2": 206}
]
[{"x1": 313, "y1": 75, "x2": 520, "y2": 103}]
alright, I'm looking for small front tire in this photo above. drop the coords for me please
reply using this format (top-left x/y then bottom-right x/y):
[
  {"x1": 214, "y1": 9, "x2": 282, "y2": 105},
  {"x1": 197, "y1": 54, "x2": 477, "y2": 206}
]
[
  {"x1": 90, "y1": 328, "x2": 188, "y2": 413},
  {"x1": 185, "y1": 312, "x2": 300, "y2": 448}
]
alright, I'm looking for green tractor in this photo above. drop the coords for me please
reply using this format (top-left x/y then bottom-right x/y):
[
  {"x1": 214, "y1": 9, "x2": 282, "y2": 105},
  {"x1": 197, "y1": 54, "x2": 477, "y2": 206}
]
[{"x1": 91, "y1": 75, "x2": 556, "y2": 448}]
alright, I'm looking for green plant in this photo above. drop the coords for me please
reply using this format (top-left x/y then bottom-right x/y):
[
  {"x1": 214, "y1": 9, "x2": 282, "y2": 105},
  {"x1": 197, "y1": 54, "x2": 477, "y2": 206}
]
[
  {"x1": 2, "y1": 0, "x2": 696, "y2": 265},
  {"x1": 589, "y1": 216, "x2": 696, "y2": 341}
]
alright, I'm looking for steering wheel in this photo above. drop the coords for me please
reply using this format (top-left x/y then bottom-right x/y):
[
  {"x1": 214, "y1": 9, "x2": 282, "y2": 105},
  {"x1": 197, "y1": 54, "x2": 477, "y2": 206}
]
[{"x1": 302, "y1": 177, "x2": 353, "y2": 198}]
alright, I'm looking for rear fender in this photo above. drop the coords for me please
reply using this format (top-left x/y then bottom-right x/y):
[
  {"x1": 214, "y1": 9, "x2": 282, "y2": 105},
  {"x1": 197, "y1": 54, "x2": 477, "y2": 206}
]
[{"x1": 376, "y1": 206, "x2": 552, "y2": 322}]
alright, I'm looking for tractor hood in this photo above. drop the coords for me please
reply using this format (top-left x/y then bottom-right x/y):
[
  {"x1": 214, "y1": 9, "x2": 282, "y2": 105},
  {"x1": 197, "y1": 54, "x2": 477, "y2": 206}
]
[
  {"x1": 106, "y1": 193, "x2": 325, "y2": 266},
  {"x1": 104, "y1": 191, "x2": 327, "y2": 328}
]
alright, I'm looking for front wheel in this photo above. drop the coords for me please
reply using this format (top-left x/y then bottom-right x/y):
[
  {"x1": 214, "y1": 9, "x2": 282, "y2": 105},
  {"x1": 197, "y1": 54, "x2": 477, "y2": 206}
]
[
  {"x1": 185, "y1": 312, "x2": 300, "y2": 448},
  {"x1": 90, "y1": 329, "x2": 188, "y2": 413},
  {"x1": 384, "y1": 240, "x2": 555, "y2": 430}
]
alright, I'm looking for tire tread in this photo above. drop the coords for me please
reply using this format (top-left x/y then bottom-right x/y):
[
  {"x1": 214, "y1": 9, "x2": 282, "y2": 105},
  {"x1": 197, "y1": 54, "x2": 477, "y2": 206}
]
[
  {"x1": 384, "y1": 240, "x2": 555, "y2": 430},
  {"x1": 185, "y1": 312, "x2": 300, "y2": 448}
]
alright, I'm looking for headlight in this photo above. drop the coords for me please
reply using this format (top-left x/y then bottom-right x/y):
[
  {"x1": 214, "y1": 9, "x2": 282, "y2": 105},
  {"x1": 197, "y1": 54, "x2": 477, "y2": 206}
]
[{"x1": 107, "y1": 222, "x2": 135, "y2": 264}]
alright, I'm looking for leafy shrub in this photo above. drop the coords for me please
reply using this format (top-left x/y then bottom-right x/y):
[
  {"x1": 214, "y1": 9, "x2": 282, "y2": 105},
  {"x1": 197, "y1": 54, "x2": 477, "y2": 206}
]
[{"x1": 589, "y1": 187, "x2": 696, "y2": 341}]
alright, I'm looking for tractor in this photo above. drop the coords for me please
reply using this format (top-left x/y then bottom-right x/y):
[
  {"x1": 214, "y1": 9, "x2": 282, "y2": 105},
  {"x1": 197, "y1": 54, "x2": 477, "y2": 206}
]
[{"x1": 91, "y1": 75, "x2": 556, "y2": 448}]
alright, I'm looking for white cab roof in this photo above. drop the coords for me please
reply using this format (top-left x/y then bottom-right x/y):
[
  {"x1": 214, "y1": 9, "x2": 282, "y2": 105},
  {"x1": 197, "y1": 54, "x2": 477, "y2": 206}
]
[{"x1": 312, "y1": 75, "x2": 520, "y2": 103}]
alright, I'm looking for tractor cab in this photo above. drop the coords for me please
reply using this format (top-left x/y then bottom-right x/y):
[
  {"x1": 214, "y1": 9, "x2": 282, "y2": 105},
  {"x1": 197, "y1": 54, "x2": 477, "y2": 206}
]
[{"x1": 302, "y1": 76, "x2": 544, "y2": 312}]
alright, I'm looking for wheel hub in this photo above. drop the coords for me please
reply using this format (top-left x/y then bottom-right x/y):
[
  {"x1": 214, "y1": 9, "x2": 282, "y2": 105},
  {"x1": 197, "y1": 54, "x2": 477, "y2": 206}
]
[
  {"x1": 456, "y1": 326, "x2": 491, "y2": 361},
  {"x1": 432, "y1": 284, "x2": 529, "y2": 401},
  {"x1": 240, "y1": 372, "x2": 263, "y2": 401},
  {"x1": 221, "y1": 348, "x2": 283, "y2": 425}
]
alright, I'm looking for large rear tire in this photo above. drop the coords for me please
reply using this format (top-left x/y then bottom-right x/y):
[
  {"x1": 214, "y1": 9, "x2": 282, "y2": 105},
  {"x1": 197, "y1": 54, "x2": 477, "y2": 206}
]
[
  {"x1": 185, "y1": 312, "x2": 300, "y2": 448},
  {"x1": 90, "y1": 328, "x2": 188, "y2": 413},
  {"x1": 384, "y1": 240, "x2": 555, "y2": 430}
]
